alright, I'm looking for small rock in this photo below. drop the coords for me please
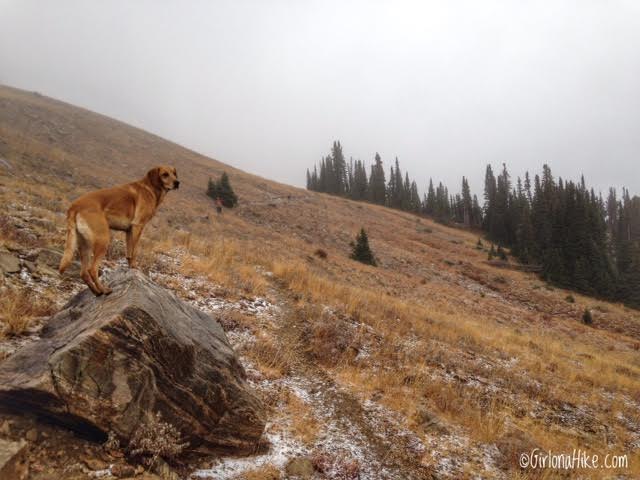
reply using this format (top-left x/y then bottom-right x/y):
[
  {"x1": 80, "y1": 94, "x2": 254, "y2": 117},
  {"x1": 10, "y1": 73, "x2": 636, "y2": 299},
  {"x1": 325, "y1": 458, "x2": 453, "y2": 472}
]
[
  {"x1": 0, "y1": 438, "x2": 28, "y2": 480},
  {"x1": 34, "y1": 247, "x2": 80, "y2": 275},
  {"x1": 111, "y1": 463, "x2": 136, "y2": 477},
  {"x1": 152, "y1": 458, "x2": 180, "y2": 480},
  {"x1": 285, "y1": 457, "x2": 314, "y2": 479},
  {"x1": 0, "y1": 252, "x2": 20, "y2": 274},
  {"x1": 0, "y1": 421, "x2": 10, "y2": 436},
  {"x1": 134, "y1": 474, "x2": 162, "y2": 480},
  {"x1": 84, "y1": 458, "x2": 108, "y2": 471},
  {"x1": 24, "y1": 428, "x2": 38, "y2": 442}
]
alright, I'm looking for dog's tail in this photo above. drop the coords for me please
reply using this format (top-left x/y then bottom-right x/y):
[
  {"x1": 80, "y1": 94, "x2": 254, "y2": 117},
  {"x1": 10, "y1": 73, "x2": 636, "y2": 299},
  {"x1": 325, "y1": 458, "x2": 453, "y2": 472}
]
[{"x1": 59, "y1": 210, "x2": 78, "y2": 274}]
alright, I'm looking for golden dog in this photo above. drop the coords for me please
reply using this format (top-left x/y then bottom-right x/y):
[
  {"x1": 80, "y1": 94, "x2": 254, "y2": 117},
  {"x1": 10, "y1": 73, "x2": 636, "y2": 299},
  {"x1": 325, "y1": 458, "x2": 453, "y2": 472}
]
[{"x1": 59, "y1": 166, "x2": 179, "y2": 295}]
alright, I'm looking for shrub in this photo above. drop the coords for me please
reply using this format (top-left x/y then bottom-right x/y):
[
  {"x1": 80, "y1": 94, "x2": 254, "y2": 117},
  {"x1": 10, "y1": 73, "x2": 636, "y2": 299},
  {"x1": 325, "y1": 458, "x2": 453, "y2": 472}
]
[
  {"x1": 476, "y1": 238, "x2": 483, "y2": 249},
  {"x1": 314, "y1": 248, "x2": 328, "y2": 259},
  {"x1": 127, "y1": 412, "x2": 188, "y2": 466},
  {"x1": 350, "y1": 228, "x2": 376, "y2": 266},
  {"x1": 206, "y1": 172, "x2": 238, "y2": 208},
  {"x1": 241, "y1": 465, "x2": 281, "y2": 480},
  {"x1": 305, "y1": 312, "x2": 358, "y2": 367},
  {"x1": 582, "y1": 308, "x2": 593, "y2": 325},
  {"x1": 497, "y1": 245, "x2": 508, "y2": 261},
  {"x1": 488, "y1": 244, "x2": 496, "y2": 260},
  {"x1": 565, "y1": 294, "x2": 575, "y2": 303}
]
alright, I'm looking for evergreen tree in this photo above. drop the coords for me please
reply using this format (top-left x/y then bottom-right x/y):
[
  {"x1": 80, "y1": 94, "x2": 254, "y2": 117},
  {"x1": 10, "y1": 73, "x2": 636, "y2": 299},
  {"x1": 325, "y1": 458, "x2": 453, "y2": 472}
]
[
  {"x1": 350, "y1": 159, "x2": 368, "y2": 201},
  {"x1": 331, "y1": 141, "x2": 347, "y2": 195},
  {"x1": 207, "y1": 172, "x2": 238, "y2": 208},
  {"x1": 216, "y1": 172, "x2": 238, "y2": 207},
  {"x1": 369, "y1": 153, "x2": 386, "y2": 205},
  {"x1": 424, "y1": 178, "x2": 436, "y2": 216},
  {"x1": 461, "y1": 176, "x2": 473, "y2": 226},
  {"x1": 207, "y1": 177, "x2": 218, "y2": 199},
  {"x1": 350, "y1": 228, "x2": 377, "y2": 266}
]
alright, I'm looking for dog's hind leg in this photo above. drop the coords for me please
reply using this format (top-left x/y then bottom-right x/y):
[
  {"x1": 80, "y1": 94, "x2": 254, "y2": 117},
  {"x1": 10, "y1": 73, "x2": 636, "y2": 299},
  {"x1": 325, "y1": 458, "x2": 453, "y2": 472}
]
[
  {"x1": 78, "y1": 234, "x2": 101, "y2": 295},
  {"x1": 88, "y1": 215, "x2": 112, "y2": 295}
]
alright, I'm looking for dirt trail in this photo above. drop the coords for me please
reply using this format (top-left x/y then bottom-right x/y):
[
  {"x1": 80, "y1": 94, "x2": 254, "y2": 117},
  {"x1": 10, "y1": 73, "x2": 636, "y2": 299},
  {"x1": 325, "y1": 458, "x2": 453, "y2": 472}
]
[{"x1": 194, "y1": 280, "x2": 434, "y2": 479}]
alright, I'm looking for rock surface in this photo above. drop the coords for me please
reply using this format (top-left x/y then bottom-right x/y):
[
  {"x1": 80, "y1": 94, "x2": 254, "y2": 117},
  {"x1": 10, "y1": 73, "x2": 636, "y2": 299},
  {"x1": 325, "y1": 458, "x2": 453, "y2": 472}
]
[
  {"x1": 0, "y1": 438, "x2": 28, "y2": 480},
  {"x1": 285, "y1": 457, "x2": 315, "y2": 478},
  {"x1": 0, "y1": 268, "x2": 265, "y2": 455},
  {"x1": 35, "y1": 247, "x2": 80, "y2": 276},
  {"x1": 0, "y1": 251, "x2": 20, "y2": 274}
]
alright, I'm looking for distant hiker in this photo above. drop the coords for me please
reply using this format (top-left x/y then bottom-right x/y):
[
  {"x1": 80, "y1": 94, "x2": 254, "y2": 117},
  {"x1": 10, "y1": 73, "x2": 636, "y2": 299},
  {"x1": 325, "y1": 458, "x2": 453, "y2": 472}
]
[{"x1": 215, "y1": 196, "x2": 223, "y2": 215}]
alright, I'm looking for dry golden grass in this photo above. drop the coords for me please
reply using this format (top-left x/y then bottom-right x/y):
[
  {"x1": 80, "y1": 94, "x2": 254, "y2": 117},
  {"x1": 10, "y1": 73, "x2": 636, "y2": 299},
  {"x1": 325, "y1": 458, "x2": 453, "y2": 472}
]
[
  {"x1": 237, "y1": 464, "x2": 280, "y2": 480},
  {"x1": 0, "y1": 287, "x2": 55, "y2": 338},
  {"x1": 242, "y1": 330, "x2": 298, "y2": 380},
  {"x1": 284, "y1": 390, "x2": 320, "y2": 446},
  {"x1": 170, "y1": 237, "x2": 269, "y2": 296}
]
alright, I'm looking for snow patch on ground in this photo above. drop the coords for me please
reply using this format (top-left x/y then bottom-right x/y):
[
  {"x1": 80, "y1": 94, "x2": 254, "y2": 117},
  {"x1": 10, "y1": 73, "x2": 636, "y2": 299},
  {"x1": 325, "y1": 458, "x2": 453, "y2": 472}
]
[{"x1": 193, "y1": 427, "x2": 307, "y2": 479}]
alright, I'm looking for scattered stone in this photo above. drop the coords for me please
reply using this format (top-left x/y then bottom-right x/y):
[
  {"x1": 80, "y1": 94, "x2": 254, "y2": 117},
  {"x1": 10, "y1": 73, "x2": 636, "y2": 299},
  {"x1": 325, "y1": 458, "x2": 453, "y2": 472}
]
[
  {"x1": 35, "y1": 248, "x2": 79, "y2": 275},
  {"x1": 84, "y1": 458, "x2": 108, "y2": 471},
  {"x1": 0, "y1": 269, "x2": 265, "y2": 456},
  {"x1": 111, "y1": 463, "x2": 136, "y2": 477},
  {"x1": 0, "y1": 252, "x2": 20, "y2": 274},
  {"x1": 285, "y1": 457, "x2": 315, "y2": 478},
  {"x1": 24, "y1": 428, "x2": 38, "y2": 442},
  {"x1": 0, "y1": 438, "x2": 28, "y2": 480},
  {"x1": 152, "y1": 458, "x2": 180, "y2": 480}
]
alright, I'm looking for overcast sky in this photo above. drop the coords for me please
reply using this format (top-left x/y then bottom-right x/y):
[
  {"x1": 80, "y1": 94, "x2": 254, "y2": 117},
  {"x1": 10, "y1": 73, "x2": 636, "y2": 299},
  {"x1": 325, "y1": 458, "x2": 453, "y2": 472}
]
[{"x1": 1, "y1": 1, "x2": 639, "y2": 196}]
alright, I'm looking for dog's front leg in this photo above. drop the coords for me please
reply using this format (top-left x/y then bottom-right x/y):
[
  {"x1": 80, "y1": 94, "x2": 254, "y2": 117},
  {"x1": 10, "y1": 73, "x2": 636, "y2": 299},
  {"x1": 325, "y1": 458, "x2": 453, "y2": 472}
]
[{"x1": 126, "y1": 224, "x2": 144, "y2": 268}]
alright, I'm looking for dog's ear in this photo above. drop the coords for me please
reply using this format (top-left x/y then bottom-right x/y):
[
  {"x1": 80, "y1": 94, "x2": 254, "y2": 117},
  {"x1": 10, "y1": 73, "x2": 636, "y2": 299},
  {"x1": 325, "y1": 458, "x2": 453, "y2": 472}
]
[{"x1": 146, "y1": 167, "x2": 162, "y2": 189}]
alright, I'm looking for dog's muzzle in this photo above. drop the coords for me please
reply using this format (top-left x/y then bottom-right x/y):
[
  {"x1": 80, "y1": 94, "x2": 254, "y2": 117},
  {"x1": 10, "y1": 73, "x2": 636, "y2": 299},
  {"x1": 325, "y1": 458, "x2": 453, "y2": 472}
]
[{"x1": 173, "y1": 180, "x2": 180, "y2": 189}]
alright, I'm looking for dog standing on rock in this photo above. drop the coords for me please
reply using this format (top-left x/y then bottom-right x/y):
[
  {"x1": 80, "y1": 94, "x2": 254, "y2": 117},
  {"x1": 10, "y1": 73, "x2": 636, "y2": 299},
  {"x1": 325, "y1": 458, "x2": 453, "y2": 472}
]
[{"x1": 59, "y1": 166, "x2": 179, "y2": 295}]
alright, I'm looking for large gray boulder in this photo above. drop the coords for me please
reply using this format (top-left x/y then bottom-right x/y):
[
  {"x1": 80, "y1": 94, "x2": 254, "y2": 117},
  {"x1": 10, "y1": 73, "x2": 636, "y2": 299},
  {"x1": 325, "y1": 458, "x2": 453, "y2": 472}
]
[{"x1": 0, "y1": 269, "x2": 265, "y2": 455}]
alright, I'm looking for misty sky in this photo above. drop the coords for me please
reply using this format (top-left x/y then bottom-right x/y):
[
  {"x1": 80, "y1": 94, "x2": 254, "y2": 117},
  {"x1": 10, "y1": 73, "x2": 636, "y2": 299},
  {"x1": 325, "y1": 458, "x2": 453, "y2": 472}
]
[{"x1": 1, "y1": 1, "x2": 639, "y2": 197}]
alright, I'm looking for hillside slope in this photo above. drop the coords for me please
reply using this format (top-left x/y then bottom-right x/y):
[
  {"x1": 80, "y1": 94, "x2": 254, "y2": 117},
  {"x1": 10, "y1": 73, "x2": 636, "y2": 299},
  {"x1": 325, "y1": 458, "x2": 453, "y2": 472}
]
[{"x1": 1, "y1": 85, "x2": 639, "y2": 479}]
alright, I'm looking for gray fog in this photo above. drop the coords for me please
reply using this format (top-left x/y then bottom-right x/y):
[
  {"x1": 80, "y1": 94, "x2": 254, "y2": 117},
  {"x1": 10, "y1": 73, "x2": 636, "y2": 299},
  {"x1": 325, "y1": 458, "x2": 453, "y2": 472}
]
[{"x1": 1, "y1": 1, "x2": 639, "y2": 197}]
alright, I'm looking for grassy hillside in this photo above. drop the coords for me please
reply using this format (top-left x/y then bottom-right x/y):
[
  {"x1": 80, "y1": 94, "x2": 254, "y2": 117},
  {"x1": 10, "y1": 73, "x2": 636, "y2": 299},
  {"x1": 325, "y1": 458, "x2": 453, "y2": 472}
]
[{"x1": 1, "y1": 85, "x2": 639, "y2": 479}]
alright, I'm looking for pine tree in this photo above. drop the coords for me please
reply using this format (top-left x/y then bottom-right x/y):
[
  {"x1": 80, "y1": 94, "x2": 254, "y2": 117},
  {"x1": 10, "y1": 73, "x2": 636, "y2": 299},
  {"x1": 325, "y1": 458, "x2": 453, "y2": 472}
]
[
  {"x1": 424, "y1": 178, "x2": 436, "y2": 216},
  {"x1": 350, "y1": 159, "x2": 368, "y2": 201},
  {"x1": 207, "y1": 177, "x2": 218, "y2": 199},
  {"x1": 331, "y1": 141, "x2": 347, "y2": 195},
  {"x1": 369, "y1": 153, "x2": 386, "y2": 205},
  {"x1": 461, "y1": 176, "x2": 472, "y2": 226},
  {"x1": 350, "y1": 228, "x2": 377, "y2": 266},
  {"x1": 207, "y1": 172, "x2": 238, "y2": 208}
]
